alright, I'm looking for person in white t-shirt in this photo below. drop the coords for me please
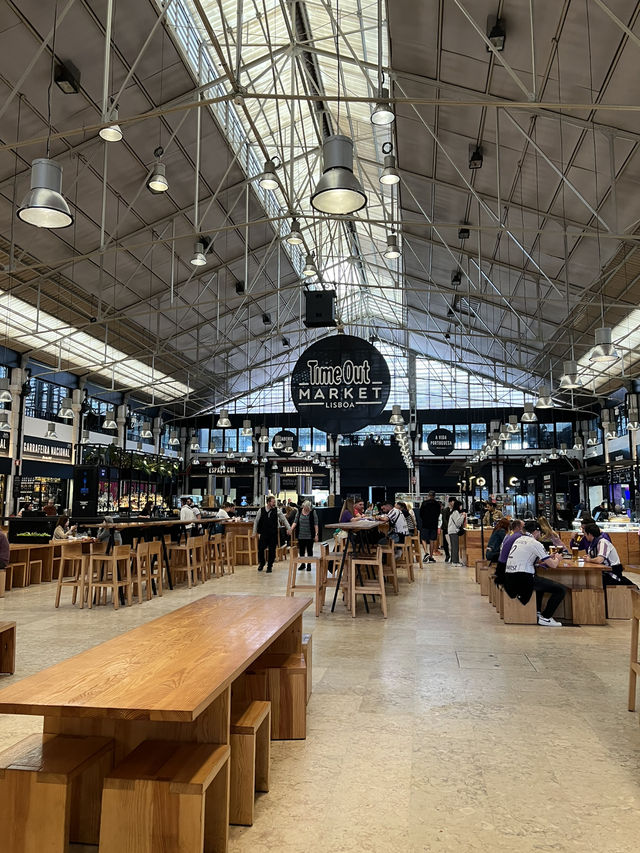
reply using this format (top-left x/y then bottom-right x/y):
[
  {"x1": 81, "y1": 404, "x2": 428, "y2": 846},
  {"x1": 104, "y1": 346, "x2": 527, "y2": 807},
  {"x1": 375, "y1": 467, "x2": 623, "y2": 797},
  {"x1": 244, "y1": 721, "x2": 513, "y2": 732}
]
[
  {"x1": 504, "y1": 520, "x2": 566, "y2": 627},
  {"x1": 582, "y1": 522, "x2": 638, "y2": 595},
  {"x1": 180, "y1": 498, "x2": 195, "y2": 535}
]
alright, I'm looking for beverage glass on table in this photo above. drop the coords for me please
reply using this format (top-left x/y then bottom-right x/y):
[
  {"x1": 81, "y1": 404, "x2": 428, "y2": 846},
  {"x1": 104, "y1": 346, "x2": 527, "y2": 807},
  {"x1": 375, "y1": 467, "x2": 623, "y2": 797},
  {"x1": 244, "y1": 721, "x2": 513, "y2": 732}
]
[{"x1": 571, "y1": 546, "x2": 579, "y2": 563}]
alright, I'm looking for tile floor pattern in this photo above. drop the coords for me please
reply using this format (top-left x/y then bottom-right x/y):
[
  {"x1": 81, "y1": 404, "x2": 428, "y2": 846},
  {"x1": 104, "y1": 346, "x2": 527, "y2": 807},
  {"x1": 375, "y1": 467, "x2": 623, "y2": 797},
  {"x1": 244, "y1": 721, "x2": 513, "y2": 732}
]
[{"x1": 1, "y1": 555, "x2": 639, "y2": 852}]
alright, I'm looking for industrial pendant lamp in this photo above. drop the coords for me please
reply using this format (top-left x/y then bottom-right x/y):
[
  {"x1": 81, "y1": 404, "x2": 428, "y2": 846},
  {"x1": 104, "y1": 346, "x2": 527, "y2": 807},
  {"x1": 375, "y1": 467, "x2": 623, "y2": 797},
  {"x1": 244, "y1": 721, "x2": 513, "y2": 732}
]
[
  {"x1": 45, "y1": 422, "x2": 58, "y2": 439},
  {"x1": 573, "y1": 436, "x2": 584, "y2": 451},
  {"x1": 558, "y1": 360, "x2": 582, "y2": 389},
  {"x1": 498, "y1": 424, "x2": 510, "y2": 441},
  {"x1": 241, "y1": 419, "x2": 253, "y2": 437},
  {"x1": 140, "y1": 421, "x2": 153, "y2": 439},
  {"x1": 521, "y1": 402, "x2": 537, "y2": 423},
  {"x1": 0, "y1": 411, "x2": 10, "y2": 431},
  {"x1": 0, "y1": 378, "x2": 11, "y2": 403},
  {"x1": 190, "y1": 241, "x2": 207, "y2": 266},
  {"x1": 147, "y1": 147, "x2": 169, "y2": 193},
  {"x1": 507, "y1": 414, "x2": 519, "y2": 433},
  {"x1": 259, "y1": 431, "x2": 270, "y2": 444},
  {"x1": 18, "y1": 159, "x2": 73, "y2": 229},
  {"x1": 370, "y1": 86, "x2": 394, "y2": 126},
  {"x1": 379, "y1": 153, "x2": 400, "y2": 185},
  {"x1": 302, "y1": 254, "x2": 317, "y2": 278},
  {"x1": 627, "y1": 393, "x2": 640, "y2": 431},
  {"x1": 286, "y1": 218, "x2": 304, "y2": 245},
  {"x1": 535, "y1": 387, "x2": 553, "y2": 408},
  {"x1": 588, "y1": 327, "x2": 619, "y2": 363},
  {"x1": 383, "y1": 234, "x2": 401, "y2": 260},
  {"x1": 217, "y1": 409, "x2": 232, "y2": 428},
  {"x1": 58, "y1": 396, "x2": 74, "y2": 419},
  {"x1": 258, "y1": 158, "x2": 279, "y2": 190},
  {"x1": 103, "y1": 409, "x2": 117, "y2": 429},
  {"x1": 99, "y1": 105, "x2": 122, "y2": 142},
  {"x1": 169, "y1": 430, "x2": 180, "y2": 446},
  {"x1": 389, "y1": 405, "x2": 404, "y2": 425},
  {"x1": 310, "y1": 135, "x2": 367, "y2": 215}
]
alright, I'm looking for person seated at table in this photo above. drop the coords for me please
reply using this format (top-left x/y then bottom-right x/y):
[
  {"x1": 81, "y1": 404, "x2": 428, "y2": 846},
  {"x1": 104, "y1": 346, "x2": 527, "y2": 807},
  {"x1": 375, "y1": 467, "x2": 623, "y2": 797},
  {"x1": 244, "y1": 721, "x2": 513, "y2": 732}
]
[
  {"x1": 216, "y1": 502, "x2": 236, "y2": 520},
  {"x1": 43, "y1": 498, "x2": 57, "y2": 517},
  {"x1": 570, "y1": 516, "x2": 611, "y2": 551},
  {"x1": 495, "y1": 519, "x2": 524, "y2": 584},
  {"x1": 53, "y1": 515, "x2": 77, "y2": 540},
  {"x1": 582, "y1": 523, "x2": 637, "y2": 589},
  {"x1": 503, "y1": 520, "x2": 565, "y2": 627},
  {"x1": 339, "y1": 497, "x2": 355, "y2": 524},
  {"x1": 379, "y1": 501, "x2": 409, "y2": 544},
  {"x1": 353, "y1": 499, "x2": 365, "y2": 517},
  {"x1": 17, "y1": 502, "x2": 34, "y2": 517},
  {"x1": 486, "y1": 517, "x2": 510, "y2": 564},
  {"x1": 95, "y1": 516, "x2": 122, "y2": 546}
]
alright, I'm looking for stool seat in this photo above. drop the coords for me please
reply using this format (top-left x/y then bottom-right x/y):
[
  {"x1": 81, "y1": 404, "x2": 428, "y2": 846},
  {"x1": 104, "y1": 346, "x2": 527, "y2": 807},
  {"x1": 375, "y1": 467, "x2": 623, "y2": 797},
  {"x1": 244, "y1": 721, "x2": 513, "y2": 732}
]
[{"x1": 230, "y1": 700, "x2": 271, "y2": 826}]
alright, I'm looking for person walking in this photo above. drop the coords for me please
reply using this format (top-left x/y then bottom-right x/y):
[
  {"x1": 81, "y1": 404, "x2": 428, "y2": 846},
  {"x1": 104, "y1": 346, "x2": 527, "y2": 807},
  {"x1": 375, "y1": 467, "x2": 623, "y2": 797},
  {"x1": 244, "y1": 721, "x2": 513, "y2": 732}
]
[
  {"x1": 290, "y1": 501, "x2": 319, "y2": 571},
  {"x1": 253, "y1": 496, "x2": 291, "y2": 573}
]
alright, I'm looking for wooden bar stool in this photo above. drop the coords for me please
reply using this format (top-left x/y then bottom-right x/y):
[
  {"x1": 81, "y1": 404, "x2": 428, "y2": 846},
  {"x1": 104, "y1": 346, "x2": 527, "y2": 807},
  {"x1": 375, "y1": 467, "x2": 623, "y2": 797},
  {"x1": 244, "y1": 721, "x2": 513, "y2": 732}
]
[
  {"x1": 191, "y1": 535, "x2": 207, "y2": 584},
  {"x1": 378, "y1": 544, "x2": 399, "y2": 594},
  {"x1": 88, "y1": 545, "x2": 133, "y2": 609},
  {"x1": 234, "y1": 531, "x2": 257, "y2": 566},
  {"x1": 0, "y1": 733, "x2": 114, "y2": 852},
  {"x1": 54, "y1": 543, "x2": 85, "y2": 608},
  {"x1": 98, "y1": 740, "x2": 230, "y2": 853},
  {"x1": 628, "y1": 588, "x2": 640, "y2": 712},
  {"x1": 229, "y1": 700, "x2": 271, "y2": 826},
  {"x1": 395, "y1": 542, "x2": 415, "y2": 582},
  {"x1": 350, "y1": 546, "x2": 387, "y2": 618},
  {"x1": 168, "y1": 536, "x2": 197, "y2": 587},
  {"x1": 132, "y1": 541, "x2": 153, "y2": 604},
  {"x1": 147, "y1": 540, "x2": 164, "y2": 596},
  {"x1": 0, "y1": 621, "x2": 16, "y2": 675},
  {"x1": 9, "y1": 561, "x2": 29, "y2": 588},
  {"x1": 286, "y1": 546, "x2": 324, "y2": 616},
  {"x1": 317, "y1": 544, "x2": 350, "y2": 614}
]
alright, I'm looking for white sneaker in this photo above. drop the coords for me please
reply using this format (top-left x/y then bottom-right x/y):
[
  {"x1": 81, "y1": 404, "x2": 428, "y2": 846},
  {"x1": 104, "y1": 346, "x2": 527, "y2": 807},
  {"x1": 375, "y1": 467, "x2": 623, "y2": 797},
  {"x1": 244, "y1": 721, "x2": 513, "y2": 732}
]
[{"x1": 537, "y1": 615, "x2": 562, "y2": 627}]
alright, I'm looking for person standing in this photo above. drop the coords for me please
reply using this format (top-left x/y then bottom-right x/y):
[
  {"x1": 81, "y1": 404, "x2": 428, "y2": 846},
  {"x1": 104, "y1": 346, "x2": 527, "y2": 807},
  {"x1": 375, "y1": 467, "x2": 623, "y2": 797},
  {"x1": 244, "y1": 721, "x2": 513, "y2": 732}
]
[
  {"x1": 253, "y1": 496, "x2": 291, "y2": 573},
  {"x1": 440, "y1": 497, "x2": 453, "y2": 562},
  {"x1": 291, "y1": 500, "x2": 319, "y2": 571},
  {"x1": 419, "y1": 491, "x2": 441, "y2": 563},
  {"x1": 447, "y1": 500, "x2": 466, "y2": 566},
  {"x1": 503, "y1": 520, "x2": 565, "y2": 627},
  {"x1": 180, "y1": 498, "x2": 195, "y2": 536}
]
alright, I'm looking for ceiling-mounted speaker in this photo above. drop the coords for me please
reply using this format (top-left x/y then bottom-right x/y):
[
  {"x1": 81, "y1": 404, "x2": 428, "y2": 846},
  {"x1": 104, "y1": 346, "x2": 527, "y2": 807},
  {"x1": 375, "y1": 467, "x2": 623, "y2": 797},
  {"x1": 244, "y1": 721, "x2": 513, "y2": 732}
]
[
  {"x1": 235, "y1": 280, "x2": 245, "y2": 294},
  {"x1": 304, "y1": 289, "x2": 336, "y2": 328}
]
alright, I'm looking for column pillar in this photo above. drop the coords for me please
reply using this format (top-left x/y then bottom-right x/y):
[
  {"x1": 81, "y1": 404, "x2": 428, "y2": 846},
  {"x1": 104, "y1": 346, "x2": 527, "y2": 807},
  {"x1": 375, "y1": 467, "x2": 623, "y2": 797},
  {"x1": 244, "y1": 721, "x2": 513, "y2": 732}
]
[
  {"x1": 116, "y1": 404, "x2": 127, "y2": 449},
  {"x1": 153, "y1": 416, "x2": 162, "y2": 454},
  {"x1": 5, "y1": 367, "x2": 25, "y2": 517}
]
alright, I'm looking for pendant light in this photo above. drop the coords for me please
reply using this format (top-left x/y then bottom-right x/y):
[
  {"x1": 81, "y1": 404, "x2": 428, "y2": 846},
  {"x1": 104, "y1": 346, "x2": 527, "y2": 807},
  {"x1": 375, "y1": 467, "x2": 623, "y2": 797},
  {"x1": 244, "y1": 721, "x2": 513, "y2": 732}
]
[
  {"x1": 535, "y1": 387, "x2": 553, "y2": 408},
  {"x1": 226, "y1": 451, "x2": 235, "y2": 460},
  {"x1": 80, "y1": 428, "x2": 89, "y2": 443},
  {"x1": 169, "y1": 430, "x2": 180, "y2": 446},
  {"x1": 573, "y1": 436, "x2": 584, "y2": 451},
  {"x1": 588, "y1": 327, "x2": 619, "y2": 363},
  {"x1": 0, "y1": 411, "x2": 10, "y2": 432},
  {"x1": 558, "y1": 360, "x2": 582, "y2": 390},
  {"x1": 521, "y1": 402, "x2": 537, "y2": 422},
  {"x1": 627, "y1": 393, "x2": 640, "y2": 431},
  {"x1": 379, "y1": 153, "x2": 400, "y2": 185},
  {"x1": 587, "y1": 430, "x2": 599, "y2": 446},
  {"x1": 507, "y1": 414, "x2": 519, "y2": 433},
  {"x1": 58, "y1": 396, "x2": 74, "y2": 419},
  {"x1": 559, "y1": 444, "x2": 568, "y2": 455},
  {"x1": 0, "y1": 378, "x2": 11, "y2": 403},
  {"x1": 601, "y1": 410, "x2": 616, "y2": 439},
  {"x1": 532, "y1": 456, "x2": 541, "y2": 466},
  {"x1": 241, "y1": 419, "x2": 253, "y2": 437},
  {"x1": 259, "y1": 431, "x2": 270, "y2": 444},
  {"x1": 371, "y1": 86, "x2": 394, "y2": 126},
  {"x1": 252, "y1": 457, "x2": 260, "y2": 466},
  {"x1": 258, "y1": 158, "x2": 279, "y2": 190},
  {"x1": 310, "y1": 135, "x2": 367, "y2": 215},
  {"x1": 389, "y1": 405, "x2": 404, "y2": 425},
  {"x1": 217, "y1": 409, "x2": 232, "y2": 428},
  {"x1": 271, "y1": 460, "x2": 279, "y2": 471},
  {"x1": 18, "y1": 159, "x2": 73, "y2": 229},
  {"x1": 286, "y1": 218, "x2": 304, "y2": 245},
  {"x1": 273, "y1": 436, "x2": 284, "y2": 450},
  {"x1": 498, "y1": 424, "x2": 510, "y2": 441},
  {"x1": 239, "y1": 455, "x2": 249, "y2": 463},
  {"x1": 103, "y1": 409, "x2": 117, "y2": 429},
  {"x1": 140, "y1": 421, "x2": 153, "y2": 439},
  {"x1": 525, "y1": 458, "x2": 532, "y2": 468},
  {"x1": 383, "y1": 234, "x2": 401, "y2": 260},
  {"x1": 45, "y1": 422, "x2": 58, "y2": 439},
  {"x1": 147, "y1": 147, "x2": 169, "y2": 193},
  {"x1": 302, "y1": 254, "x2": 317, "y2": 278},
  {"x1": 190, "y1": 241, "x2": 207, "y2": 266},
  {"x1": 548, "y1": 448, "x2": 559, "y2": 460},
  {"x1": 189, "y1": 433, "x2": 200, "y2": 452},
  {"x1": 283, "y1": 442, "x2": 294, "y2": 454},
  {"x1": 99, "y1": 105, "x2": 122, "y2": 142}
]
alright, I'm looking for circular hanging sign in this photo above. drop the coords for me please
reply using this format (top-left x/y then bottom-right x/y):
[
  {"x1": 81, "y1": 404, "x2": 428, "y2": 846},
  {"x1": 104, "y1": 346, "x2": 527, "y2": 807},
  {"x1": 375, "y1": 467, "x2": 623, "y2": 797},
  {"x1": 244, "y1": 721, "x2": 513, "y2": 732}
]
[
  {"x1": 290, "y1": 334, "x2": 391, "y2": 434},
  {"x1": 427, "y1": 428, "x2": 455, "y2": 456},
  {"x1": 271, "y1": 429, "x2": 298, "y2": 458}
]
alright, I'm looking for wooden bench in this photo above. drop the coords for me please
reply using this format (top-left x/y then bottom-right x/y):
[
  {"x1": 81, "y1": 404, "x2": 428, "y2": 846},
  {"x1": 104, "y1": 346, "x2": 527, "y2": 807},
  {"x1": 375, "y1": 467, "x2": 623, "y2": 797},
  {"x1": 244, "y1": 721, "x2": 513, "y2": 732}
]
[
  {"x1": 229, "y1": 701, "x2": 271, "y2": 826},
  {"x1": 479, "y1": 563, "x2": 491, "y2": 596},
  {"x1": 629, "y1": 588, "x2": 640, "y2": 713},
  {"x1": 606, "y1": 585, "x2": 634, "y2": 619},
  {"x1": 239, "y1": 652, "x2": 307, "y2": 740},
  {"x1": 302, "y1": 633, "x2": 312, "y2": 704},
  {"x1": 502, "y1": 591, "x2": 538, "y2": 624},
  {"x1": 475, "y1": 559, "x2": 489, "y2": 584},
  {"x1": 99, "y1": 740, "x2": 230, "y2": 853},
  {"x1": 0, "y1": 733, "x2": 113, "y2": 851},
  {"x1": 0, "y1": 622, "x2": 16, "y2": 675}
]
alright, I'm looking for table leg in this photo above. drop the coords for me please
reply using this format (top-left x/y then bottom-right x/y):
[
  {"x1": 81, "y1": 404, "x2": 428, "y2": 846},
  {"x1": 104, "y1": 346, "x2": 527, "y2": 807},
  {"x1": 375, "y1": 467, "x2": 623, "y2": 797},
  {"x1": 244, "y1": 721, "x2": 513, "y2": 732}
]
[{"x1": 162, "y1": 538, "x2": 173, "y2": 590}]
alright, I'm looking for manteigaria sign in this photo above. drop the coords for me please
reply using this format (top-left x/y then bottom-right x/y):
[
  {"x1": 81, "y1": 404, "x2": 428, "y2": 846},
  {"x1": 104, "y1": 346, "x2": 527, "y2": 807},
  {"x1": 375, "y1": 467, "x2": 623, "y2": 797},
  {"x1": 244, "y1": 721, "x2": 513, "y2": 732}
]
[{"x1": 290, "y1": 335, "x2": 390, "y2": 434}]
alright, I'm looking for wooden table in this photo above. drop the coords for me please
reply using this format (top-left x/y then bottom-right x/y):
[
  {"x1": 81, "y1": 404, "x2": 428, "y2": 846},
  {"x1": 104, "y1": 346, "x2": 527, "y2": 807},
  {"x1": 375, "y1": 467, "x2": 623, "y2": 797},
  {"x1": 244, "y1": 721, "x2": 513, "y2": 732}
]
[
  {"x1": 325, "y1": 520, "x2": 383, "y2": 612},
  {"x1": 0, "y1": 594, "x2": 311, "y2": 846},
  {"x1": 541, "y1": 558, "x2": 607, "y2": 624}
]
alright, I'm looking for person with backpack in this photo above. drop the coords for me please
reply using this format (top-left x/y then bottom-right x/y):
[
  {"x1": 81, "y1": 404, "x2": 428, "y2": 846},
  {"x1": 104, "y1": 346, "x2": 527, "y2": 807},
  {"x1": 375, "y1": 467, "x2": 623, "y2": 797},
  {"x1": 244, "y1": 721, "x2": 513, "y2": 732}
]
[
  {"x1": 252, "y1": 496, "x2": 291, "y2": 573},
  {"x1": 290, "y1": 500, "x2": 319, "y2": 571}
]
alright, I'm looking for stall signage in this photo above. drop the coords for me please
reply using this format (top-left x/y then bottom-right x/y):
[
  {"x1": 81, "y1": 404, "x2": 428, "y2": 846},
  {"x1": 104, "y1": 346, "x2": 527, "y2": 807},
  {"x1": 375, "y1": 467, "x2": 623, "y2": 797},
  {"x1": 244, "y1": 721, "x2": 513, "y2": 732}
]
[
  {"x1": 272, "y1": 429, "x2": 298, "y2": 458},
  {"x1": 426, "y1": 428, "x2": 454, "y2": 456},
  {"x1": 0, "y1": 435, "x2": 8, "y2": 455},
  {"x1": 290, "y1": 335, "x2": 390, "y2": 434},
  {"x1": 23, "y1": 439, "x2": 72, "y2": 461},
  {"x1": 280, "y1": 463, "x2": 314, "y2": 475}
]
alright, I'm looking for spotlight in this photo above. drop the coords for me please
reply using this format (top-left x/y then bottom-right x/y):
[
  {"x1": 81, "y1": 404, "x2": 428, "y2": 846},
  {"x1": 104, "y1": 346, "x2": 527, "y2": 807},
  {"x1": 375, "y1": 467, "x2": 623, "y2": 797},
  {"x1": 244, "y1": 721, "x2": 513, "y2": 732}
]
[
  {"x1": 281, "y1": 336, "x2": 290, "y2": 348},
  {"x1": 379, "y1": 153, "x2": 400, "y2": 185},
  {"x1": 102, "y1": 409, "x2": 117, "y2": 429},
  {"x1": 169, "y1": 430, "x2": 180, "y2": 446},
  {"x1": 54, "y1": 61, "x2": 81, "y2": 95},
  {"x1": 458, "y1": 225, "x2": 470, "y2": 240},
  {"x1": 371, "y1": 86, "x2": 395, "y2": 126},
  {"x1": 451, "y1": 269, "x2": 462, "y2": 288},
  {"x1": 17, "y1": 159, "x2": 73, "y2": 229},
  {"x1": 286, "y1": 218, "x2": 304, "y2": 245},
  {"x1": 588, "y1": 327, "x2": 619, "y2": 363},
  {"x1": 302, "y1": 254, "x2": 317, "y2": 278},
  {"x1": 190, "y1": 241, "x2": 207, "y2": 266},
  {"x1": 99, "y1": 105, "x2": 122, "y2": 142},
  {"x1": 241, "y1": 419, "x2": 253, "y2": 437},
  {"x1": 310, "y1": 135, "x2": 367, "y2": 215},
  {"x1": 147, "y1": 148, "x2": 168, "y2": 193},
  {"x1": 383, "y1": 234, "x2": 401, "y2": 259},
  {"x1": 235, "y1": 280, "x2": 245, "y2": 294}
]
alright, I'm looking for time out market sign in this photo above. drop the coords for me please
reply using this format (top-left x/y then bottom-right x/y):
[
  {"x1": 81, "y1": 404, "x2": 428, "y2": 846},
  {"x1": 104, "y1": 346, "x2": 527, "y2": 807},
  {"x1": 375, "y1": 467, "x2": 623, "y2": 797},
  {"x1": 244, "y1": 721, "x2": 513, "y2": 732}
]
[{"x1": 291, "y1": 335, "x2": 390, "y2": 434}]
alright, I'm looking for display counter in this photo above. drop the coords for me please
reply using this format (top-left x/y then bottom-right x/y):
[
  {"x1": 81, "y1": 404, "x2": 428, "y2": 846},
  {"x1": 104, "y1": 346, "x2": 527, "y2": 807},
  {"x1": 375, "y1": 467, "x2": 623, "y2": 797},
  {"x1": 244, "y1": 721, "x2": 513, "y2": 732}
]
[{"x1": 560, "y1": 528, "x2": 640, "y2": 566}]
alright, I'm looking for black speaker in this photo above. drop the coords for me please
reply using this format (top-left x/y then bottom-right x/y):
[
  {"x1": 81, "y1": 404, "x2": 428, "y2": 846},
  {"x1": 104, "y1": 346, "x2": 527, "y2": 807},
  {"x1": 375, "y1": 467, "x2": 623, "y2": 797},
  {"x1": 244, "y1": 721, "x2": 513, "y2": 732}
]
[{"x1": 304, "y1": 289, "x2": 336, "y2": 328}]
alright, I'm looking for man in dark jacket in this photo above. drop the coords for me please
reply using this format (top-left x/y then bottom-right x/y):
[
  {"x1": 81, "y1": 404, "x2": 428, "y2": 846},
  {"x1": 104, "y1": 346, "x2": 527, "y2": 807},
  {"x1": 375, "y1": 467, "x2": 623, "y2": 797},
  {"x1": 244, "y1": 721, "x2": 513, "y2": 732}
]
[
  {"x1": 419, "y1": 491, "x2": 441, "y2": 563},
  {"x1": 252, "y1": 496, "x2": 291, "y2": 573}
]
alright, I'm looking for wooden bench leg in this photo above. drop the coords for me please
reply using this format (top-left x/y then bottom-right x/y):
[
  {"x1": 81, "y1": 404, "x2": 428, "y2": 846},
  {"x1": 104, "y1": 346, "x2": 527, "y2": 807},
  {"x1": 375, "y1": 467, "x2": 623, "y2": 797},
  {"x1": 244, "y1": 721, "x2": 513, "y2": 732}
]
[{"x1": 0, "y1": 624, "x2": 16, "y2": 675}]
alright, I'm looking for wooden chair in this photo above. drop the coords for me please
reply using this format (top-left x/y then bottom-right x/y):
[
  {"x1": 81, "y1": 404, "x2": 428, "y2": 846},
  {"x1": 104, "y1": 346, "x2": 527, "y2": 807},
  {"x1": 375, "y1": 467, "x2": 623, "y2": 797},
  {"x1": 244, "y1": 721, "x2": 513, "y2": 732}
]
[
  {"x1": 10, "y1": 561, "x2": 29, "y2": 589},
  {"x1": 88, "y1": 545, "x2": 133, "y2": 609},
  {"x1": 147, "y1": 540, "x2": 164, "y2": 596},
  {"x1": 98, "y1": 740, "x2": 230, "y2": 853},
  {"x1": 54, "y1": 543, "x2": 85, "y2": 608},
  {"x1": 0, "y1": 733, "x2": 114, "y2": 851},
  {"x1": 395, "y1": 542, "x2": 415, "y2": 583},
  {"x1": 229, "y1": 701, "x2": 271, "y2": 826},
  {"x1": 132, "y1": 541, "x2": 153, "y2": 604},
  {"x1": 350, "y1": 545, "x2": 387, "y2": 618},
  {"x1": 0, "y1": 622, "x2": 16, "y2": 675},
  {"x1": 628, "y1": 588, "x2": 640, "y2": 712},
  {"x1": 234, "y1": 530, "x2": 257, "y2": 566},
  {"x1": 286, "y1": 546, "x2": 324, "y2": 616}
]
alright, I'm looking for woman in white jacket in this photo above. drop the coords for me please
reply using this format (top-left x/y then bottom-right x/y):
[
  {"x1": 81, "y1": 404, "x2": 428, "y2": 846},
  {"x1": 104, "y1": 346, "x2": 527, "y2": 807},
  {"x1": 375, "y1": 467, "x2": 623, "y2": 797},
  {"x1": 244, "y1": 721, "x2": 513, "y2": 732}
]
[{"x1": 447, "y1": 500, "x2": 466, "y2": 565}]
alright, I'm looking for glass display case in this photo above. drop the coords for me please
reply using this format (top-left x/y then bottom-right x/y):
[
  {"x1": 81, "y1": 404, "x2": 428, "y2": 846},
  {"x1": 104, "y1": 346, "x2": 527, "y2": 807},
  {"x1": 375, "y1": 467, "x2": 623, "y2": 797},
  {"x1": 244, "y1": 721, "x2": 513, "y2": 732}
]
[{"x1": 19, "y1": 476, "x2": 67, "y2": 512}]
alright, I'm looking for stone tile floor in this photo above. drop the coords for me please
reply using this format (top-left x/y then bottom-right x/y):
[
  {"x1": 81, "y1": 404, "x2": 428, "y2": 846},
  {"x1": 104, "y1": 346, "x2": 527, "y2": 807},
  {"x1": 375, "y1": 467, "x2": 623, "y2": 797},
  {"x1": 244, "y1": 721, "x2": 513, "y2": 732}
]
[{"x1": 0, "y1": 555, "x2": 639, "y2": 852}]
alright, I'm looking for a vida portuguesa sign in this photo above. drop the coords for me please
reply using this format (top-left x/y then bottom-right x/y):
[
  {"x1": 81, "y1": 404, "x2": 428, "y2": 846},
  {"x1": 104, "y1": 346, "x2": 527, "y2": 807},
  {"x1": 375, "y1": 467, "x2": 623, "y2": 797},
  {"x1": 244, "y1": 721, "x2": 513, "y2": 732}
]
[
  {"x1": 426, "y1": 428, "x2": 455, "y2": 456},
  {"x1": 291, "y1": 335, "x2": 390, "y2": 434}
]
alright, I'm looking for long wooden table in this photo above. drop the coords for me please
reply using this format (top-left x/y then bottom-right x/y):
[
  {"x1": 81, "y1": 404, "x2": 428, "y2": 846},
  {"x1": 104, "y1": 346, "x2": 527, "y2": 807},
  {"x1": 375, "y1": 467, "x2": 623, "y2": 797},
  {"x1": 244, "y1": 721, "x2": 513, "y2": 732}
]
[
  {"x1": 540, "y1": 558, "x2": 607, "y2": 625},
  {"x1": 0, "y1": 594, "x2": 310, "y2": 846}
]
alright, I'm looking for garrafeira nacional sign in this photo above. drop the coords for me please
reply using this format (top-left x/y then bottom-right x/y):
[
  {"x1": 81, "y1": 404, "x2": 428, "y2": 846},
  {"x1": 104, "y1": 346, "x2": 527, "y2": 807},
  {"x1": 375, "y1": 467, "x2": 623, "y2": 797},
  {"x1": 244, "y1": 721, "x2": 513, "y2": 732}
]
[{"x1": 290, "y1": 335, "x2": 390, "y2": 434}]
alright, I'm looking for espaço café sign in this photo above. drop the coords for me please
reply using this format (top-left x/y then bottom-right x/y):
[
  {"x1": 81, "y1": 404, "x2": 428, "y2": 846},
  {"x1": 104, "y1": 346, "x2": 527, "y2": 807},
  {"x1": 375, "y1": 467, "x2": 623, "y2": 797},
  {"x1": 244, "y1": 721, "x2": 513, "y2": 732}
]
[{"x1": 290, "y1": 334, "x2": 390, "y2": 434}]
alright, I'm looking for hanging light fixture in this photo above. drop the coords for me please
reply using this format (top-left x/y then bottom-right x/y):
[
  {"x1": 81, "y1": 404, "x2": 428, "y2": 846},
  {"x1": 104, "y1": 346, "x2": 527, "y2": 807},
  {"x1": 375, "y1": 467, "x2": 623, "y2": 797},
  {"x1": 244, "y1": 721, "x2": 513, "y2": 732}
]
[
  {"x1": 226, "y1": 451, "x2": 235, "y2": 459},
  {"x1": 259, "y1": 431, "x2": 270, "y2": 444},
  {"x1": 136, "y1": 441, "x2": 143, "y2": 451},
  {"x1": 487, "y1": 17, "x2": 506, "y2": 50},
  {"x1": 379, "y1": 153, "x2": 400, "y2": 185},
  {"x1": 18, "y1": 159, "x2": 73, "y2": 228},
  {"x1": 99, "y1": 104, "x2": 122, "y2": 142},
  {"x1": 241, "y1": 419, "x2": 253, "y2": 437},
  {"x1": 507, "y1": 414, "x2": 519, "y2": 433},
  {"x1": 58, "y1": 396, "x2": 74, "y2": 419},
  {"x1": 389, "y1": 405, "x2": 404, "y2": 425},
  {"x1": 189, "y1": 433, "x2": 200, "y2": 452},
  {"x1": 190, "y1": 241, "x2": 207, "y2": 266},
  {"x1": 140, "y1": 421, "x2": 153, "y2": 439},
  {"x1": 147, "y1": 148, "x2": 169, "y2": 193},
  {"x1": 498, "y1": 424, "x2": 510, "y2": 441},
  {"x1": 521, "y1": 403, "x2": 537, "y2": 423},
  {"x1": 217, "y1": 409, "x2": 232, "y2": 428},
  {"x1": 535, "y1": 387, "x2": 553, "y2": 408},
  {"x1": 532, "y1": 456, "x2": 541, "y2": 466},
  {"x1": 310, "y1": 135, "x2": 367, "y2": 215},
  {"x1": 627, "y1": 393, "x2": 640, "y2": 431},
  {"x1": 383, "y1": 233, "x2": 401, "y2": 260},
  {"x1": 192, "y1": 457, "x2": 200, "y2": 466},
  {"x1": 548, "y1": 448, "x2": 559, "y2": 460},
  {"x1": 0, "y1": 411, "x2": 10, "y2": 432},
  {"x1": 525, "y1": 458, "x2": 532, "y2": 468},
  {"x1": 252, "y1": 457, "x2": 260, "y2": 466},
  {"x1": 45, "y1": 422, "x2": 58, "y2": 439},
  {"x1": 469, "y1": 146, "x2": 483, "y2": 170},
  {"x1": 587, "y1": 430, "x2": 599, "y2": 446},
  {"x1": 239, "y1": 454, "x2": 249, "y2": 463},
  {"x1": 573, "y1": 436, "x2": 584, "y2": 451},
  {"x1": 169, "y1": 430, "x2": 180, "y2": 446},
  {"x1": 103, "y1": 409, "x2": 117, "y2": 429},
  {"x1": 271, "y1": 461, "x2": 279, "y2": 471},
  {"x1": 370, "y1": 86, "x2": 395, "y2": 126},
  {"x1": 558, "y1": 360, "x2": 582, "y2": 390},
  {"x1": 286, "y1": 218, "x2": 303, "y2": 245},
  {"x1": 283, "y1": 443, "x2": 294, "y2": 454},
  {"x1": 80, "y1": 428, "x2": 89, "y2": 443},
  {"x1": 0, "y1": 378, "x2": 11, "y2": 403},
  {"x1": 273, "y1": 436, "x2": 284, "y2": 450},
  {"x1": 588, "y1": 327, "x2": 619, "y2": 363},
  {"x1": 258, "y1": 158, "x2": 279, "y2": 190},
  {"x1": 302, "y1": 253, "x2": 317, "y2": 278},
  {"x1": 559, "y1": 443, "x2": 568, "y2": 455},
  {"x1": 601, "y1": 410, "x2": 616, "y2": 439}
]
